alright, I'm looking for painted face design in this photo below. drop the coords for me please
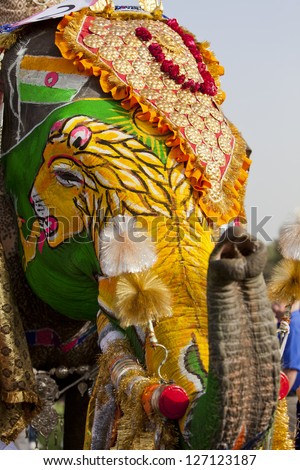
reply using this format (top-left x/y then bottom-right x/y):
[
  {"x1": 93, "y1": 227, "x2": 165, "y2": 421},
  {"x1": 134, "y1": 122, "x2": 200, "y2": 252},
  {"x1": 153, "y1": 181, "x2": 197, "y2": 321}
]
[{"x1": 22, "y1": 113, "x2": 171, "y2": 266}]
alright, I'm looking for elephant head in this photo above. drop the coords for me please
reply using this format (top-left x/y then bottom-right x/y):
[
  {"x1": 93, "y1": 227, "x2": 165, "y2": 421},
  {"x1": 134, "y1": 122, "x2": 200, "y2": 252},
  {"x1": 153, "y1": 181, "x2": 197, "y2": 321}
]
[{"x1": 0, "y1": 2, "x2": 282, "y2": 450}]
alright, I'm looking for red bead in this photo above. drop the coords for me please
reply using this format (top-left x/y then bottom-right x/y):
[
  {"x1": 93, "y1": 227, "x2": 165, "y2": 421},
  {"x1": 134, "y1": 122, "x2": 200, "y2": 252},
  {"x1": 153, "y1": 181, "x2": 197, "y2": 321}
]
[
  {"x1": 279, "y1": 371, "x2": 290, "y2": 400},
  {"x1": 158, "y1": 385, "x2": 190, "y2": 419}
]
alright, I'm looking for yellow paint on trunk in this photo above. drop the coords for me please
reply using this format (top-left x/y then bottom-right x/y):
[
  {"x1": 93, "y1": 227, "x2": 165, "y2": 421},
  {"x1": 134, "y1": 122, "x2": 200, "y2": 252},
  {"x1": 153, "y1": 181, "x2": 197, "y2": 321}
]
[{"x1": 145, "y1": 213, "x2": 213, "y2": 399}]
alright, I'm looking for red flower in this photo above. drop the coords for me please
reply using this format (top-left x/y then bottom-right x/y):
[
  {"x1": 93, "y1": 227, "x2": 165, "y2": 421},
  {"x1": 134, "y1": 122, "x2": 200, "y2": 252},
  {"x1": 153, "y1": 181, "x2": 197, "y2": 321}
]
[
  {"x1": 145, "y1": 16, "x2": 217, "y2": 97},
  {"x1": 148, "y1": 42, "x2": 163, "y2": 58},
  {"x1": 182, "y1": 34, "x2": 196, "y2": 48},
  {"x1": 156, "y1": 52, "x2": 165, "y2": 62},
  {"x1": 169, "y1": 64, "x2": 180, "y2": 79},
  {"x1": 200, "y1": 80, "x2": 217, "y2": 96},
  {"x1": 175, "y1": 74, "x2": 186, "y2": 85},
  {"x1": 161, "y1": 59, "x2": 173, "y2": 73},
  {"x1": 166, "y1": 18, "x2": 180, "y2": 31},
  {"x1": 198, "y1": 62, "x2": 206, "y2": 73},
  {"x1": 163, "y1": 16, "x2": 218, "y2": 96},
  {"x1": 135, "y1": 27, "x2": 152, "y2": 42},
  {"x1": 191, "y1": 82, "x2": 201, "y2": 93},
  {"x1": 200, "y1": 70, "x2": 211, "y2": 80},
  {"x1": 182, "y1": 79, "x2": 195, "y2": 90},
  {"x1": 192, "y1": 48, "x2": 202, "y2": 62}
]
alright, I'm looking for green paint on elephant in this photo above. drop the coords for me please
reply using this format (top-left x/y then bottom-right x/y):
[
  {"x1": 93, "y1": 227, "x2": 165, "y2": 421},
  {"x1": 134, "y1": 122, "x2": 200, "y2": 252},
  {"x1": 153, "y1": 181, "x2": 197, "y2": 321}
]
[
  {"x1": 189, "y1": 372, "x2": 222, "y2": 450},
  {"x1": 184, "y1": 340, "x2": 208, "y2": 387},
  {"x1": 3, "y1": 98, "x2": 170, "y2": 321}
]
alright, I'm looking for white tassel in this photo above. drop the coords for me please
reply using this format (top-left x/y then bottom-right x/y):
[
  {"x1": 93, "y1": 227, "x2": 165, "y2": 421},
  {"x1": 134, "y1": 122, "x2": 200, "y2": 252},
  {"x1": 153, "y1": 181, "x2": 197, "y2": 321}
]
[
  {"x1": 99, "y1": 215, "x2": 157, "y2": 277},
  {"x1": 278, "y1": 209, "x2": 300, "y2": 261}
]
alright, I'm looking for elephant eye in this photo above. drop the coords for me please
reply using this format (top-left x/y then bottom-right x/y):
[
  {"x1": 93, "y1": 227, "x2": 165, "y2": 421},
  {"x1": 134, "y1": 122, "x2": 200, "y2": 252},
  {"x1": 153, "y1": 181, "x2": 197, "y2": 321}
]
[{"x1": 53, "y1": 167, "x2": 84, "y2": 188}]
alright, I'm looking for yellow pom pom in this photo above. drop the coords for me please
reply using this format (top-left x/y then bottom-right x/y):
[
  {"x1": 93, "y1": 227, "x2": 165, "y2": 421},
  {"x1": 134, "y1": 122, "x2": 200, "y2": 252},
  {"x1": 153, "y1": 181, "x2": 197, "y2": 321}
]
[
  {"x1": 268, "y1": 259, "x2": 300, "y2": 303},
  {"x1": 115, "y1": 271, "x2": 172, "y2": 328}
]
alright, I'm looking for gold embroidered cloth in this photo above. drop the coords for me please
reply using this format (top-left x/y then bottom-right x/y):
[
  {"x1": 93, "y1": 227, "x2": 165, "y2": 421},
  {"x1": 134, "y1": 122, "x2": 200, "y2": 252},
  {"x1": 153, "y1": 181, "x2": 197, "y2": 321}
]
[{"x1": 0, "y1": 243, "x2": 40, "y2": 444}]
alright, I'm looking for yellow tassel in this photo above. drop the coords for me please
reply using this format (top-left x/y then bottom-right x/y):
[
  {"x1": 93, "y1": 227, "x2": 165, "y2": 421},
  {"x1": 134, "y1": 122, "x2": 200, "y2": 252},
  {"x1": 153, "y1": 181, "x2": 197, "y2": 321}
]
[
  {"x1": 271, "y1": 399, "x2": 294, "y2": 449},
  {"x1": 268, "y1": 259, "x2": 300, "y2": 304},
  {"x1": 115, "y1": 271, "x2": 172, "y2": 328},
  {"x1": 0, "y1": 32, "x2": 20, "y2": 50}
]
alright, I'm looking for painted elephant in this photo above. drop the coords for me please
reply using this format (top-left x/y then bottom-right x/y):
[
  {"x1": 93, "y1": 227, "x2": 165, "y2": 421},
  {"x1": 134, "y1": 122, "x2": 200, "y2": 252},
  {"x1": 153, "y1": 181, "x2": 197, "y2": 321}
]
[{"x1": 0, "y1": 0, "x2": 289, "y2": 450}]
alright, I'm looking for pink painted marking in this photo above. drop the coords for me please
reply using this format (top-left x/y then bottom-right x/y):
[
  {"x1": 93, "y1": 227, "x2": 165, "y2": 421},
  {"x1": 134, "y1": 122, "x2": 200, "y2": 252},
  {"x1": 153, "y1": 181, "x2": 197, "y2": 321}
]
[
  {"x1": 47, "y1": 154, "x2": 82, "y2": 168},
  {"x1": 70, "y1": 125, "x2": 92, "y2": 148},
  {"x1": 44, "y1": 216, "x2": 58, "y2": 235},
  {"x1": 50, "y1": 120, "x2": 66, "y2": 134},
  {"x1": 45, "y1": 72, "x2": 59, "y2": 88},
  {"x1": 37, "y1": 231, "x2": 46, "y2": 254}
]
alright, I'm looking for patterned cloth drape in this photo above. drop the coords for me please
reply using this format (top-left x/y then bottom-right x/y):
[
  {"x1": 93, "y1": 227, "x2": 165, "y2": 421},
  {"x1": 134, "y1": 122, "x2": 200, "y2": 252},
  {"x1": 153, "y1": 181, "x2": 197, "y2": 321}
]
[
  {"x1": 0, "y1": 242, "x2": 40, "y2": 444},
  {"x1": 0, "y1": 0, "x2": 60, "y2": 25}
]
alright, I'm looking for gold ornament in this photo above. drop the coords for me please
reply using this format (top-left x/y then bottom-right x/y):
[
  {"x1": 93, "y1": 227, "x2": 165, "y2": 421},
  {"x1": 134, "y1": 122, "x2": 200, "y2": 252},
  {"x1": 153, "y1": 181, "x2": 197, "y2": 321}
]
[
  {"x1": 271, "y1": 399, "x2": 294, "y2": 450},
  {"x1": 90, "y1": 0, "x2": 114, "y2": 13},
  {"x1": 139, "y1": 0, "x2": 163, "y2": 14}
]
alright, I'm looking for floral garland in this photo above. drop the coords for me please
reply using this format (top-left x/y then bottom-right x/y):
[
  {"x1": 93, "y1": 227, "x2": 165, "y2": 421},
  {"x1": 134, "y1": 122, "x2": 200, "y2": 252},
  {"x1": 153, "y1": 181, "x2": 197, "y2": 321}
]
[{"x1": 135, "y1": 18, "x2": 217, "y2": 96}]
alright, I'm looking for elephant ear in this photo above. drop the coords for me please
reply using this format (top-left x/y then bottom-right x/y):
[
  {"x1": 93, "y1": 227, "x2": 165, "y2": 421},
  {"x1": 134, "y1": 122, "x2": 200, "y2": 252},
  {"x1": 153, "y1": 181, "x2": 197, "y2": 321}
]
[{"x1": 54, "y1": 9, "x2": 251, "y2": 226}]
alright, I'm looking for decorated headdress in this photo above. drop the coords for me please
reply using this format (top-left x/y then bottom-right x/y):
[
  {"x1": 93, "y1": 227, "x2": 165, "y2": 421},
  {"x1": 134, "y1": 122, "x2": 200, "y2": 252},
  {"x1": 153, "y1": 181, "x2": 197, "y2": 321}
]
[{"x1": 0, "y1": 0, "x2": 251, "y2": 226}]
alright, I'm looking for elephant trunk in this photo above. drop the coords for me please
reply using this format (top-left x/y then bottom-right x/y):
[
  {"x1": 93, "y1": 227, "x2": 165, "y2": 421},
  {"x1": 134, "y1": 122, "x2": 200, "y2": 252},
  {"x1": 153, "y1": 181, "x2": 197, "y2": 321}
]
[{"x1": 189, "y1": 227, "x2": 280, "y2": 449}]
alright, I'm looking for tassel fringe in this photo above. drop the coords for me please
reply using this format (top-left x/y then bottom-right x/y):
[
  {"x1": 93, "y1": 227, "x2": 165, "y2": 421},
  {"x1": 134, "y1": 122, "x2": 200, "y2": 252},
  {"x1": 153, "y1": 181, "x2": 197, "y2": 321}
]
[{"x1": 115, "y1": 271, "x2": 172, "y2": 327}]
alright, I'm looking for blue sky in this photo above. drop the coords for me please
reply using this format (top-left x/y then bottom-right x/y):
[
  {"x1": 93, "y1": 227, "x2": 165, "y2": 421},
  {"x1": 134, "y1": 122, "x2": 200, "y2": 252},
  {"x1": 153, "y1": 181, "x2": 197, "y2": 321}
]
[{"x1": 159, "y1": 0, "x2": 300, "y2": 242}]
